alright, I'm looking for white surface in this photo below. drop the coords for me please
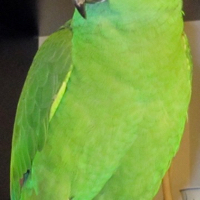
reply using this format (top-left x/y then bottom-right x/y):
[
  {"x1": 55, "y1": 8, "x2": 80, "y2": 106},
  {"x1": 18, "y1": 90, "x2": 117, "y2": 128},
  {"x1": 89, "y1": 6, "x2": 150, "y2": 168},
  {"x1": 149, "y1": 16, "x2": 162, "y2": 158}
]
[{"x1": 180, "y1": 188, "x2": 200, "y2": 200}]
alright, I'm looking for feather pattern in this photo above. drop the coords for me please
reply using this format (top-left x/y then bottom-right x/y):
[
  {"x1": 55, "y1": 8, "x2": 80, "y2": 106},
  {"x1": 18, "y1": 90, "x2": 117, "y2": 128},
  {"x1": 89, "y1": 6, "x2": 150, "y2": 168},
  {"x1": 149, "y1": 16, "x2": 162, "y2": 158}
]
[
  {"x1": 10, "y1": 1, "x2": 191, "y2": 199},
  {"x1": 10, "y1": 24, "x2": 72, "y2": 200}
]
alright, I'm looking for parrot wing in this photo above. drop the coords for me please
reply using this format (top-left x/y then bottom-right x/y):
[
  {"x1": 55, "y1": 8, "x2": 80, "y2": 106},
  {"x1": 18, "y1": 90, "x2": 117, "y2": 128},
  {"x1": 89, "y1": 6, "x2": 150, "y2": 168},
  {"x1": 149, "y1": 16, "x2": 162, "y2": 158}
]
[{"x1": 10, "y1": 22, "x2": 73, "y2": 200}]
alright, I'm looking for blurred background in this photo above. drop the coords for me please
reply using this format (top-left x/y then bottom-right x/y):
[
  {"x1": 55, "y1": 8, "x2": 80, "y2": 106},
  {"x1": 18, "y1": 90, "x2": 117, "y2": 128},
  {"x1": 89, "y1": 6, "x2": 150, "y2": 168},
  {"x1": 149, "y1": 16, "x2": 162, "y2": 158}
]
[{"x1": 0, "y1": 0, "x2": 199, "y2": 199}]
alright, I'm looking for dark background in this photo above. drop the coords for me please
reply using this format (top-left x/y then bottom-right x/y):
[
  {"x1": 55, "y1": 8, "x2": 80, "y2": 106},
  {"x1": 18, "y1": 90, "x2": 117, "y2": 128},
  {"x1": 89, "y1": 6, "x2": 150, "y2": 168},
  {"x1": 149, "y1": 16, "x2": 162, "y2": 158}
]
[{"x1": 0, "y1": 0, "x2": 199, "y2": 199}]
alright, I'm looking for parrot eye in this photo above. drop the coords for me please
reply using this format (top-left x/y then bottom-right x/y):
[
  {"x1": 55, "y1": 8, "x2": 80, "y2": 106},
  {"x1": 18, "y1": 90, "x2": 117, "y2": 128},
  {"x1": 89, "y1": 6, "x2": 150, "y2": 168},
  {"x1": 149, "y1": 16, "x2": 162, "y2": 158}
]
[{"x1": 73, "y1": 0, "x2": 106, "y2": 18}]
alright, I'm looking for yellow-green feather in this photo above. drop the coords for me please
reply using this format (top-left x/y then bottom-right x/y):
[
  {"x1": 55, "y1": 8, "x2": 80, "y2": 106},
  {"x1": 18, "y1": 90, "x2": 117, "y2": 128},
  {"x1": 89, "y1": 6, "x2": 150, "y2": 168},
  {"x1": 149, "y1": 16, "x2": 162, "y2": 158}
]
[{"x1": 49, "y1": 64, "x2": 73, "y2": 122}]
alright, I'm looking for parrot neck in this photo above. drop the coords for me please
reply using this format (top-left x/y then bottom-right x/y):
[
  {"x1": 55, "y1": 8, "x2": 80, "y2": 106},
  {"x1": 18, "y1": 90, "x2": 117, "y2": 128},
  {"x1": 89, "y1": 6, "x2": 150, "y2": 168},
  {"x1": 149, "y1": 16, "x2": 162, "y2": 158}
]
[
  {"x1": 72, "y1": 0, "x2": 183, "y2": 33},
  {"x1": 71, "y1": 0, "x2": 184, "y2": 79},
  {"x1": 72, "y1": 1, "x2": 134, "y2": 28}
]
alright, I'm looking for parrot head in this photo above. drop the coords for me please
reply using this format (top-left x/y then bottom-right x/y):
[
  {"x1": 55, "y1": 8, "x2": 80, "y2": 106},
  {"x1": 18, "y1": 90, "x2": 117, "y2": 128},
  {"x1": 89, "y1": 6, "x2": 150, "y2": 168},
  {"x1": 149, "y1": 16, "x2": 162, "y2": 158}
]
[{"x1": 73, "y1": 0, "x2": 106, "y2": 18}]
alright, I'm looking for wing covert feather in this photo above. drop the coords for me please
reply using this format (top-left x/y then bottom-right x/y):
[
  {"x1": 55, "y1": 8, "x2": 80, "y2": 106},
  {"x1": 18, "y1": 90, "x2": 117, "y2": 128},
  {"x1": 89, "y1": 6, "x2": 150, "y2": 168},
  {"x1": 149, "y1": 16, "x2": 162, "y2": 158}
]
[{"x1": 10, "y1": 23, "x2": 72, "y2": 199}]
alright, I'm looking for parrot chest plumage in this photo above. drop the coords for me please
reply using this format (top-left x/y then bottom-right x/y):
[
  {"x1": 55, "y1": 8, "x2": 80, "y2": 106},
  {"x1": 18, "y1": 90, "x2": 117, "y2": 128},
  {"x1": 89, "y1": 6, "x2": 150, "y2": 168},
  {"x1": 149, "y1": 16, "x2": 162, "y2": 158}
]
[{"x1": 35, "y1": 4, "x2": 190, "y2": 200}]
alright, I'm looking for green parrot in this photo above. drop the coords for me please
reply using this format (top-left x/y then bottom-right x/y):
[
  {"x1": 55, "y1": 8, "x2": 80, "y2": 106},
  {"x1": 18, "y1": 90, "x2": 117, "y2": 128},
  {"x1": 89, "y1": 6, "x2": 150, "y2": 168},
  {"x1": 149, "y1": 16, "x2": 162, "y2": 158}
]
[{"x1": 10, "y1": 0, "x2": 192, "y2": 199}]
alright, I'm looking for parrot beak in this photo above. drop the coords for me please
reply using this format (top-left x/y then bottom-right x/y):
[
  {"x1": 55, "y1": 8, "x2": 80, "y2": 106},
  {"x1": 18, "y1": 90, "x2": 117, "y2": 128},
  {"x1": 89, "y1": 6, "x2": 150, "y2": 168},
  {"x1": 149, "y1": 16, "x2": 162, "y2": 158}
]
[
  {"x1": 73, "y1": 0, "x2": 106, "y2": 19},
  {"x1": 73, "y1": 0, "x2": 87, "y2": 19}
]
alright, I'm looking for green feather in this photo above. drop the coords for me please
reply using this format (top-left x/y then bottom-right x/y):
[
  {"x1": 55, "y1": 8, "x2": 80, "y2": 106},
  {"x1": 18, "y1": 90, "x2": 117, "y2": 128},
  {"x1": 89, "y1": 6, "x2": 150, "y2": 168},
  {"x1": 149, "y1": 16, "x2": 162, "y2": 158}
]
[
  {"x1": 10, "y1": 24, "x2": 72, "y2": 199},
  {"x1": 10, "y1": 1, "x2": 192, "y2": 199}
]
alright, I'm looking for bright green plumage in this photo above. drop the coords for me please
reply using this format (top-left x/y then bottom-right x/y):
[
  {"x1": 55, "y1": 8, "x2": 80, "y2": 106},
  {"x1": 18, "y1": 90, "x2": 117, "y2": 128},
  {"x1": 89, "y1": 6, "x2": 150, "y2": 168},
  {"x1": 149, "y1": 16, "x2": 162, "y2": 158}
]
[{"x1": 10, "y1": 0, "x2": 192, "y2": 199}]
